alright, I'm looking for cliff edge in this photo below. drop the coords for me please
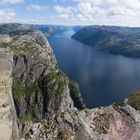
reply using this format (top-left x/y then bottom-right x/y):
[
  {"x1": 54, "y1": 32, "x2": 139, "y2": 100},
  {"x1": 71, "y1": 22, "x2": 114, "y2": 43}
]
[
  {"x1": 0, "y1": 48, "x2": 19, "y2": 140},
  {"x1": 0, "y1": 24, "x2": 140, "y2": 140}
]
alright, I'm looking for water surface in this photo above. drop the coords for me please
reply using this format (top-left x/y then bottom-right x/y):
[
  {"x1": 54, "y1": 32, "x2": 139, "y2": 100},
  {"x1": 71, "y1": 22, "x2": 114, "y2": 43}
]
[{"x1": 49, "y1": 30, "x2": 140, "y2": 108}]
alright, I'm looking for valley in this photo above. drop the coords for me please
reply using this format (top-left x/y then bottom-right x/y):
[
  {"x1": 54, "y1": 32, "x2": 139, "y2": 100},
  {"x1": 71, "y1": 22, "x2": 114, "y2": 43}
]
[{"x1": 49, "y1": 29, "x2": 140, "y2": 108}]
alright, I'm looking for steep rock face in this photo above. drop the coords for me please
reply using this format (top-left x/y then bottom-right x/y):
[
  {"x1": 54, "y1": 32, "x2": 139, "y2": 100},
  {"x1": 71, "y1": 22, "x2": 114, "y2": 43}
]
[
  {"x1": 0, "y1": 25, "x2": 140, "y2": 140},
  {"x1": 0, "y1": 48, "x2": 19, "y2": 140},
  {"x1": 0, "y1": 28, "x2": 85, "y2": 138},
  {"x1": 24, "y1": 105, "x2": 140, "y2": 140},
  {"x1": 10, "y1": 30, "x2": 77, "y2": 119}
]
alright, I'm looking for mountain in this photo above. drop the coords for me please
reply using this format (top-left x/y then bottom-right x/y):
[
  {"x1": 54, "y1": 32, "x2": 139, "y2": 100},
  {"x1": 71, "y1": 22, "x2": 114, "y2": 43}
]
[
  {"x1": 72, "y1": 25, "x2": 85, "y2": 32},
  {"x1": 72, "y1": 25, "x2": 140, "y2": 57},
  {"x1": 0, "y1": 23, "x2": 71, "y2": 38},
  {"x1": 0, "y1": 24, "x2": 140, "y2": 140},
  {"x1": 32, "y1": 24, "x2": 71, "y2": 37},
  {"x1": 0, "y1": 23, "x2": 31, "y2": 34}
]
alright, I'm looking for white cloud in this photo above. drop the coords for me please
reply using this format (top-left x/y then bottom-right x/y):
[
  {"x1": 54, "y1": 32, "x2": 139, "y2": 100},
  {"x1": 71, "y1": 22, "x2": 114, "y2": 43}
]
[
  {"x1": 28, "y1": 4, "x2": 46, "y2": 11},
  {"x1": 0, "y1": 0, "x2": 23, "y2": 4},
  {"x1": 58, "y1": 14, "x2": 70, "y2": 19},
  {"x1": 53, "y1": 0, "x2": 140, "y2": 26},
  {"x1": 0, "y1": 9, "x2": 16, "y2": 23},
  {"x1": 54, "y1": 5, "x2": 73, "y2": 13},
  {"x1": 76, "y1": 2, "x2": 93, "y2": 14}
]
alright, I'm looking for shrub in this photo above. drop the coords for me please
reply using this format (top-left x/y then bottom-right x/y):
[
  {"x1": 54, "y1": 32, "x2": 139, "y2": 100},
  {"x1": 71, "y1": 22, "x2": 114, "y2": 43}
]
[
  {"x1": 12, "y1": 83, "x2": 27, "y2": 99},
  {"x1": 13, "y1": 82, "x2": 41, "y2": 100},
  {"x1": 128, "y1": 90, "x2": 140, "y2": 111}
]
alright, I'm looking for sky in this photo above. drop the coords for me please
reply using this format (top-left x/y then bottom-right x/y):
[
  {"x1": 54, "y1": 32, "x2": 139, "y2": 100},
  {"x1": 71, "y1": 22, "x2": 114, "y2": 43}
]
[{"x1": 0, "y1": 0, "x2": 140, "y2": 26}]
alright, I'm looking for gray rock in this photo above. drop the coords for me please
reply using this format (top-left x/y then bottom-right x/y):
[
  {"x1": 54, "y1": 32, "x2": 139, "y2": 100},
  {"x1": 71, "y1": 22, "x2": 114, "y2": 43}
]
[{"x1": 0, "y1": 48, "x2": 19, "y2": 140}]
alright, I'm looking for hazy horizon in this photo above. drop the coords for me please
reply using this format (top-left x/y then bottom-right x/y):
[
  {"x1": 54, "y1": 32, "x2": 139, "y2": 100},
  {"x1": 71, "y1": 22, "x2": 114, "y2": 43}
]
[{"x1": 1, "y1": 22, "x2": 140, "y2": 28}]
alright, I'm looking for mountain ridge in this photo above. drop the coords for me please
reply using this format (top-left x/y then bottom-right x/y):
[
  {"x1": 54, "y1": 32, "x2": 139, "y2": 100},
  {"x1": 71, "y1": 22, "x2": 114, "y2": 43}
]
[{"x1": 72, "y1": 25, "x2": 140, "y2": 57}]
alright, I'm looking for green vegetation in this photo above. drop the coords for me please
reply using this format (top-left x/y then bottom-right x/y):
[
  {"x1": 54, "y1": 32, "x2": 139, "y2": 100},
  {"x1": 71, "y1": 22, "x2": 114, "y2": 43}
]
[
  {"x1": 12, "y1": 83, "x2": 28, "y2": 99},
  {"x1": 28, "y1": 83, "x2": 41, "y2": 93},
  {"x1": 128, "y1": 90, "x2": 140, "y2": 111},
  {"x1": 47, "y1": 71, "x2": 66, "y2": 107},
  {"x1": 32, "y1": 62, "x2": 48, "y2": 68},
  {"x1": 69, "y1": 80, "x2": 80, "y2": 95},
  {"x1": 0, "y1": 39, "x2": 38, "y2": 54},
  {"x1": 40, "y1": 70, "x2": 67, "y2": 109},
  {"x1": 13, "y1": 82, "x2": 41, "y2": 100},
  {"x1": 10, "y1": 40, "x2": 38, "y2": 54},
  {"x1": 19, "y1": 113, "x2": 32, "y2": 122},
  {"x1": 112, "y1": 102, "x2": 122, "y2": 113},
  {"x1": 69, "y1": 80, "x2": 86, "y2": 109},
  {"x1": 0, "y1": 42, "x2": 9, "y2": 48},
  {"x1": 13, "y1": 82, "x2": 42, "y2": 122},
  {"x1": 60, "y1": 112, "x2": 65, "y2": 119}
]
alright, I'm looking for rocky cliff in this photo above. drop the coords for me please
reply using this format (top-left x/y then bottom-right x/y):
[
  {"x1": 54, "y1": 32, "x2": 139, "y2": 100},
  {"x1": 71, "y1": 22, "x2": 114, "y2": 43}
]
[
  {"x1": 0, "y1": 48, "x2": 19, "y2": 140},
  {"x1": 0, "y1": 25, "x2": 140, "y2": 140},
  {"x1": 0, "y1": 27, "x2": 85, "y2": 139}
]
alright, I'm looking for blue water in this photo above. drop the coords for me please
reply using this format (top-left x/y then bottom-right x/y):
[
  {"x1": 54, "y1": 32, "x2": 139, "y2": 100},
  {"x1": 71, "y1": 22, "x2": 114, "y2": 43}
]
[{"x1": 49, "y1": 30, "x2": 140, "y2": 108}]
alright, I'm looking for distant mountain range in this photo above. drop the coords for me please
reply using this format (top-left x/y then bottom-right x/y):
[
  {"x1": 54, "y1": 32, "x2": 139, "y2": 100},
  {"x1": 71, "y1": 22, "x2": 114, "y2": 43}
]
[
  {"x1": 0, "y1": 23, "x2": 84, "y2": 38},
  {"x1": 72, "y1": 25, "x2": 140, "y2": 57},
  {"x1": 0, "y1": 23, "x2": 71, "y2": 37},
  {"x1": 33, "y1": 25, "x2": 72, "y2": 37}
]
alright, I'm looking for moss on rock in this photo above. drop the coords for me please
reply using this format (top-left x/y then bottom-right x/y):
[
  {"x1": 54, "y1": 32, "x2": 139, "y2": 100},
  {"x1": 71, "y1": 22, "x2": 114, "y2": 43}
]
[
  {"x1": 39, "y1": 70, "x2": 67, "y2": 111},
  {"x1": 128, "y1": 90, "x2": 140, "y2": 111},
  {"x1": 0, "y1": 39, "x2": 38, "y2": 54},
  {"x1": 13, "y1": 82, "x2": 41, "y2": 100},
  {"x1": 12, "y1": 83, "x2": 28, "y2": 99},
  {"x1": 69, "y1": 80, "x2": 86, "y2": 109}
]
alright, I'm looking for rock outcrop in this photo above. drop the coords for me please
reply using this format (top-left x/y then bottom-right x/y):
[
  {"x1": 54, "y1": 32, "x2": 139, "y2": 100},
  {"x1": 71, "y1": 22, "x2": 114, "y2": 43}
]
[
  {"x1": 22, "y1": 104, "x2": 140, "y2": 140},
  {"x1": 0, "y1": 24, "x2": 140, "y2": 140},
  {"x1": 0, "y1": 48, "x2": 19, "y2": 140},
  {"x1": 0, "y1": 28, "x2": 85, "y2": 138}
]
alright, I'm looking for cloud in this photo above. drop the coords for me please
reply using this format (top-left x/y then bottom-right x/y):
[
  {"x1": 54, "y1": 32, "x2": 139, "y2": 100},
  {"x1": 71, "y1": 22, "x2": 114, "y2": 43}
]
[
  {"x1": 58, "y1": 14, "x2": 70, "y2": 19},
  {"x1": 76, "y1": 2, "x2": 93, "y2": 14},
  {"x1": 0, "y1": 0, "x2": 23, "y2": 4},
  {"x1": 0, "y1": 9, "x2": 16, "y2": 23},
  {"x1": 54, "y1": 5, "x2": 73, "y2": 13},
  {"x1": 28, "y1": 4, "x2": 46, "y2": 11},
  {"x1": 53, "y1": 0, "x2": 140, "y2": 26}
]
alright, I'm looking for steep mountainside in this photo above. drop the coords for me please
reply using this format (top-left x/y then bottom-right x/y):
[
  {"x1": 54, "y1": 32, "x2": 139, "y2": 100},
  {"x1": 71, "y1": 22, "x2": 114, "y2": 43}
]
[
  {"x1": 0, "y1": 48, "x2": 19, "y2": 140},
  {"x1": 72, "y1": 25, "x2": 140, "y2": 57},
  {"x1": 0, "y1": 26, "x2": 85, "y2": 139},
  {"x1": 0, "y1": 24, "x2": 140, "y2": 140}
]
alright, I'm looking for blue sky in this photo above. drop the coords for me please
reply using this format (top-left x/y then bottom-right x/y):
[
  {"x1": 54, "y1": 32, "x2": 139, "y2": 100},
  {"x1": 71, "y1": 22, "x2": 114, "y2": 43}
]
[{"x1": 0, "y1": 0, "x2": 140, "y2": 26}]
